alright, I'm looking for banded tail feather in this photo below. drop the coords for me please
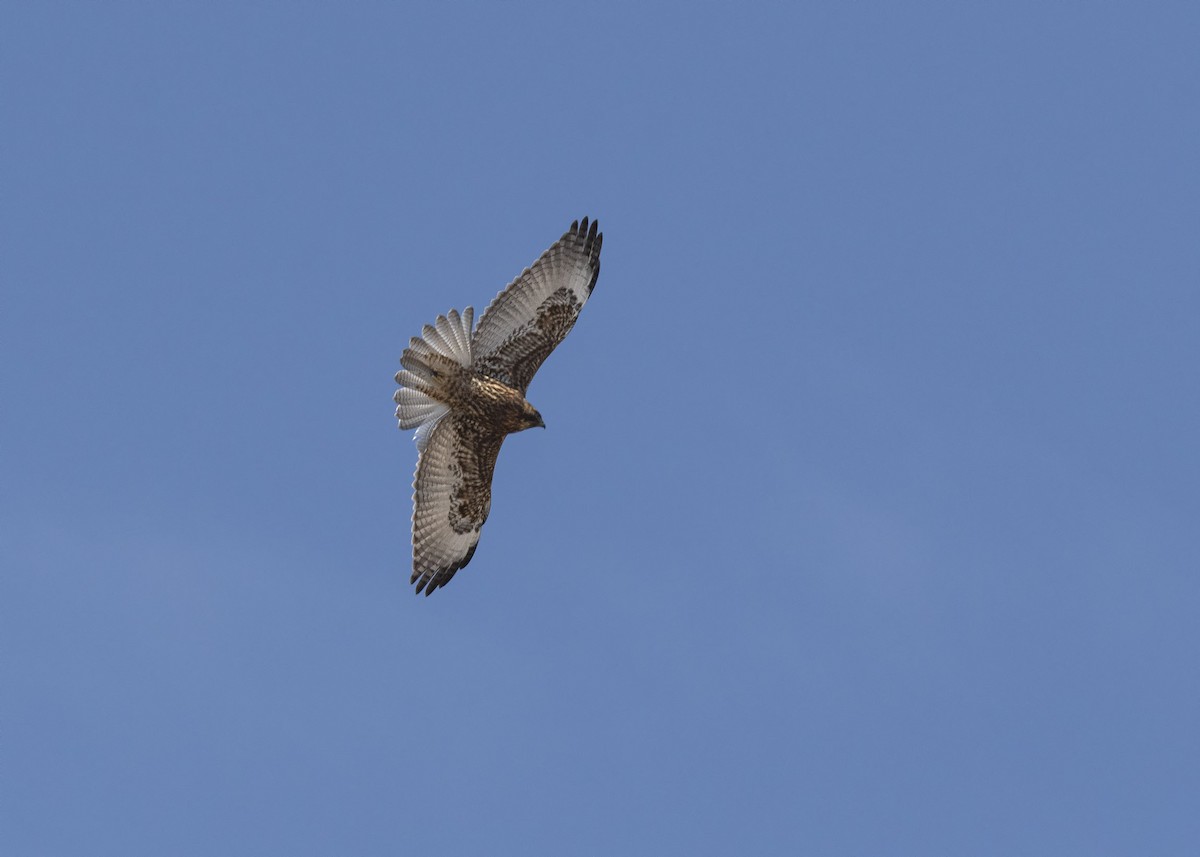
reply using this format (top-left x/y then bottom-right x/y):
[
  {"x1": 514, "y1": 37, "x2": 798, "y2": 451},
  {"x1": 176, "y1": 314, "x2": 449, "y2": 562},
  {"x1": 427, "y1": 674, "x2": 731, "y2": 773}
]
[{"x1": 394, "y1": 307, "x2": 475, "y2": 450}]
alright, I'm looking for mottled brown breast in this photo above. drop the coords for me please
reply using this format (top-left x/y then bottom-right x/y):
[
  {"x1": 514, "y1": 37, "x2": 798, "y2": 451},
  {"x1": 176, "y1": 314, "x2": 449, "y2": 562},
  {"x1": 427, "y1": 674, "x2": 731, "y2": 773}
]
[{"x1": 468, "y1": 375, "x2": 535, "y2": 434}]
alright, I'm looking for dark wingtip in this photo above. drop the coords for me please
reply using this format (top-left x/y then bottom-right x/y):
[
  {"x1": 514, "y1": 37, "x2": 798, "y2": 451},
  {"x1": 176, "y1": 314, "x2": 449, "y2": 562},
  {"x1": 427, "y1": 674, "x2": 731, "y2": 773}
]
[
  {"x1": 574, "y1": 215, "x2": 601, "y2": 294},
  {"x1": 411, "y1": 542, "x2": 478, "y2": 597},
  {"x1": 571, "y1": 216, "x2": 600, "y2": 239}
]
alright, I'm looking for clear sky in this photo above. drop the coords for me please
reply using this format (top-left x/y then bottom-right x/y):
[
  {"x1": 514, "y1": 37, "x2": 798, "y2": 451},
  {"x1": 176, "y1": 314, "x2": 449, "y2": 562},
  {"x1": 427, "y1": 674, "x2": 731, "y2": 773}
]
[{"x1": 3, "y1": 2, "x2": 1198, "y2": 854}]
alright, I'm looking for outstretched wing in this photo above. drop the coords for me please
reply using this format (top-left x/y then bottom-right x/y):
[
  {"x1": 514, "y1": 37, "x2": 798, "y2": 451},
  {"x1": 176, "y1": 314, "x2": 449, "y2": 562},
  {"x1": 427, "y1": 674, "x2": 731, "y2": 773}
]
[
  {"x1": 471, "y1": 217, "x2": 602, "y2": 393},
  {"x1": 410, "y1": 414, "x2": 506, "y2": 595}
]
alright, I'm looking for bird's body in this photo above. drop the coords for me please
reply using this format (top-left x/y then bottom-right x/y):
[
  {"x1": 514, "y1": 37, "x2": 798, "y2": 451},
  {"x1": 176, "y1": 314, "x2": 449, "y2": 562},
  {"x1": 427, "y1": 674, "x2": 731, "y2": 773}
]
[{"x1": 394, "y1": 218, "x2": 602, "y2": 594}]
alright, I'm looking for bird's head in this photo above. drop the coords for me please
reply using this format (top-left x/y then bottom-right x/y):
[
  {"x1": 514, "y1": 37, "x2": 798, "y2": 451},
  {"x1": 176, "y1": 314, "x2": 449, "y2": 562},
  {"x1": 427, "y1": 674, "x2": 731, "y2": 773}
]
[{"x1": 520, "y1": 401, "x2": 546, "y2": 430}]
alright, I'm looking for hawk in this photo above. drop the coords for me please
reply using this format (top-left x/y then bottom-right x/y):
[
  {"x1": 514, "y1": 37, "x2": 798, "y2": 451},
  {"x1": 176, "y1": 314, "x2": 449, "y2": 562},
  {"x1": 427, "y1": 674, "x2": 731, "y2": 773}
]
[{"x1": 394, "y1": 218, "x2": 603, "y2": 595}]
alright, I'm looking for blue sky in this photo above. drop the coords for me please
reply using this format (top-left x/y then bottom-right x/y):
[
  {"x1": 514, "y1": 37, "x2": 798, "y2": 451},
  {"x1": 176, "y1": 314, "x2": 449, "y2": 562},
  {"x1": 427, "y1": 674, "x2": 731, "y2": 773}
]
[{"x1": 3, "y1": 2, "x2": 1198, "y2": 854}]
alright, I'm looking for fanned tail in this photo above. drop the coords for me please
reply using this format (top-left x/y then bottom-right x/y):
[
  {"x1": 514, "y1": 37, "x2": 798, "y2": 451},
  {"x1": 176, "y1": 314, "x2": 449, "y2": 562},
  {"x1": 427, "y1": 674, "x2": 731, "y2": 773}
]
[{"x1": 394, "y1": 307, "x2": 474, "y2": 451}]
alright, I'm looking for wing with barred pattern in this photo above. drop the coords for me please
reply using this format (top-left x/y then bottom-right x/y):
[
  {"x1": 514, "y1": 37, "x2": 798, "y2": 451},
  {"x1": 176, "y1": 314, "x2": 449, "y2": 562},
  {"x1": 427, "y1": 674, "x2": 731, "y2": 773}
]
[{"x1": 471, "y1": 218, "x2": 602, "y2": 394}]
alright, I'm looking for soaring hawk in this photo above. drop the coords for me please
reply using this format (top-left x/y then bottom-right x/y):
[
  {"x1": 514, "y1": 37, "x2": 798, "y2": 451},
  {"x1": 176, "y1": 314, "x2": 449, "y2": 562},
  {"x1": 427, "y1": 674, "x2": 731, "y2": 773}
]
[{"x1": 394, "y1": 218, "x2": 603, "y2": 595}]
